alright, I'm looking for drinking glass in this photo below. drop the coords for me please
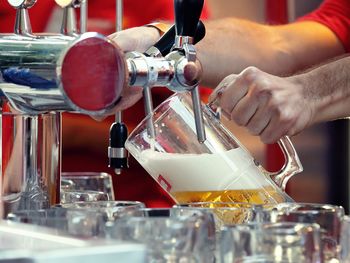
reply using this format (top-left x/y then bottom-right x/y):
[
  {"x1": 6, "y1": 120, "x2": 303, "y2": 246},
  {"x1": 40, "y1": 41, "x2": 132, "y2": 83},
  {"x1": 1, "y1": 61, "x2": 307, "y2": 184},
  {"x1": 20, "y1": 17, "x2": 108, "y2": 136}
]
[
  {"x1": 7, "y1": 207, "x2": 106, "y2": 238},
  {"x1": 340, "y1": 215, "x2": 350, "y2": 262},
  {"x1": 260, "y1": 202, "x2": 344, "y2": 262},
  {"x1": 174, "y1": 202, "x2": 258, "y2": 229},
  {"x1": 125, "y1": 92, "x2": 302, "y2": 206},
  {"x1": 105, "y1": 208, "x2": 215, "y2": 263},
  {"x1": 60, "y1": 201, "x2": 145, "y2": 221},
  {"x1": 61, "y1": 172, "x2": 115, "y2": 200},
  {"x1": 60, "y1": 190, "x2": 109, "y2": 204},
  {"x1": 219, "y1": 222, "x2": 322, "y2": 263}
]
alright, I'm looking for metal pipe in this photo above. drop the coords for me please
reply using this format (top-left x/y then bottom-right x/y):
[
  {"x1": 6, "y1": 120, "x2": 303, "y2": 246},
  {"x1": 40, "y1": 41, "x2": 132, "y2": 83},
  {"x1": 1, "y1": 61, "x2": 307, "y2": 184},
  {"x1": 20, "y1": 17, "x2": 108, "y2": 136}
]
[{"x1": 80, "y1": 0, "x2": 87, "y2": 33}]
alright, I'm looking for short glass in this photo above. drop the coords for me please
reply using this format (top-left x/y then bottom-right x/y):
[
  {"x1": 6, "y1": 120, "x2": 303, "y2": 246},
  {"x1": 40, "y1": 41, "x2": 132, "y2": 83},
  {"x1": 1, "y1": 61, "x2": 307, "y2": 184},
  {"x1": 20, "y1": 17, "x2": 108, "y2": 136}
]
[
  {"x1": 7, "y1": 207, "x2": 105, "y2": 238},
  {"x1": 260, "y1": 202, "x2": 344, "y2": 262},
  {"x1": 105, "y1": 208, "x2": 215, "y2": 263},
  {"x1": 61, "y1": 172, "x2": 115, "y2": 200},
  {"x1": 219, "y1": 222, "x2": 322, "y2": 263}
]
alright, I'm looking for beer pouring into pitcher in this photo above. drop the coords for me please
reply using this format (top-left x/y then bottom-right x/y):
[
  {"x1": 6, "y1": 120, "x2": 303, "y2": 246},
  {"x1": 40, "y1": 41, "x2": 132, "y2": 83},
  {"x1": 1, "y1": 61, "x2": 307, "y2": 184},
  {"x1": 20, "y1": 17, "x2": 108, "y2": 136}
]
[{"x1": 122, "y1": 0, "x2": 304, "y2": 205}]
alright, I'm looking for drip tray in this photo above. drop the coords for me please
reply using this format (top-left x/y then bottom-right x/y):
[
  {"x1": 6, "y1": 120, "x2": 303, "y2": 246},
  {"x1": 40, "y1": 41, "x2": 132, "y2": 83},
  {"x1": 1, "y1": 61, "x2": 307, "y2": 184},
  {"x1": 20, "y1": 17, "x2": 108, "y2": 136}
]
[{"x1": 0, "y1": 221, "x2": 146, "y2": 262}]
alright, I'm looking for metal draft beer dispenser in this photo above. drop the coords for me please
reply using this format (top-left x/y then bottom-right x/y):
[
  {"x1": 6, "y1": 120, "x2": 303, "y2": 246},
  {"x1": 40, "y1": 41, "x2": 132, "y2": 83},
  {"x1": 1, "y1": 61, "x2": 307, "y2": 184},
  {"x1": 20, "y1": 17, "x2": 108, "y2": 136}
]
[
  {"x1": 0, "y1": 0, "x2": 126, "y2": 216},
  {"x1": 108, "y1": 0, "x2": 207, "y2": 173}
]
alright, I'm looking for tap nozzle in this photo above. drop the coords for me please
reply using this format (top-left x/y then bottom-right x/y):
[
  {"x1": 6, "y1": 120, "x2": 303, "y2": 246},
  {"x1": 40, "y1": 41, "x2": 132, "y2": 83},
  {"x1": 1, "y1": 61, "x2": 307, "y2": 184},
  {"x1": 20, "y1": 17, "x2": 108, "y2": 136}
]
[{"x1": 108, "y1": 121, "x2": 129, "y2": 174}]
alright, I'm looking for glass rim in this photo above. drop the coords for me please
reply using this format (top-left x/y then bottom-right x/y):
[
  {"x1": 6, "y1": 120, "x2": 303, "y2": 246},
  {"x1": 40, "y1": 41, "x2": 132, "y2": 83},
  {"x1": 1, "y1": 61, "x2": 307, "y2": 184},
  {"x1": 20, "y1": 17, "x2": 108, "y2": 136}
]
[
  {"x1": 61, "y1": 172, "x2": 112, "y2": 180},
  {"x1": 173, "y1": 201, "x2": 255, "y2": 210},
  {"x1": 59, "y1": 200, "x2": 145, "y2": 208}
]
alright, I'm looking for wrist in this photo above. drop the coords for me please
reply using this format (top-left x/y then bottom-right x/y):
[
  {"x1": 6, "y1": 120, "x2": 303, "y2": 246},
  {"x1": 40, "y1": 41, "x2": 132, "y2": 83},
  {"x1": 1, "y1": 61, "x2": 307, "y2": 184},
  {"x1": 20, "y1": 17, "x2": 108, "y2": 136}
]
[{"x1": 144, "y1": 22, "x2": 171, "y2": 38}]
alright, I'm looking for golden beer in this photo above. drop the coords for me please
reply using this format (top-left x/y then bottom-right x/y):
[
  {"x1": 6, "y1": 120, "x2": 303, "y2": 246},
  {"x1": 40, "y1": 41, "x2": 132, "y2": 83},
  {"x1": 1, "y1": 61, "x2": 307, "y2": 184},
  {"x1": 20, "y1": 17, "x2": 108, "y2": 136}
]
[
  {"x1": 172, "y1": 186, "x2": 287, "y2": 205},
  {"x1": 172, "y1": 187, "x2": 287, "y2": 224}
]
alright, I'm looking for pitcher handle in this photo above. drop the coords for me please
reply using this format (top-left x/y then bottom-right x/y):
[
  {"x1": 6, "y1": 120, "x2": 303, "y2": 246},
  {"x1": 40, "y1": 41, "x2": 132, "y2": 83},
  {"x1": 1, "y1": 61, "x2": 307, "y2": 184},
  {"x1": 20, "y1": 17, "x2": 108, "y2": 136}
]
[
  {"x1": 206, "y1": 102, "x2": 303, "y2": 191},
  {"x1": 269, "y1": 136, "x2": 303, "y2": 190}
]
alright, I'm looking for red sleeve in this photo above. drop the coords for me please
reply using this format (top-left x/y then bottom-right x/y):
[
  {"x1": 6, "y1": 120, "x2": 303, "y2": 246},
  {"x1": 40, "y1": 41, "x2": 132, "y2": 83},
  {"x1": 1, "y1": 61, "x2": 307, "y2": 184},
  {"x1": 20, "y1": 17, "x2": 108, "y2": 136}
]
[{"x1": 298, "y1": 0, "x2": 350, "y2": 52}]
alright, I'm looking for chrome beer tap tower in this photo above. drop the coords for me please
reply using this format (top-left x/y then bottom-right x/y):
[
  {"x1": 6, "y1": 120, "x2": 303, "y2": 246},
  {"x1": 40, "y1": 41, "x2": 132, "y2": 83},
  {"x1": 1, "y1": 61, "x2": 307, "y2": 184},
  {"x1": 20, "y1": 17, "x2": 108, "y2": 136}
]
[
  {"x1": 108, "y1": 0, "x2": 206, "y2": 173},
  {"x1": 0, "y1": 0, "x2": 125, "y2": 216},
  {"x1": 0, "y1": 0, "x2": 206, "y2": 216}
]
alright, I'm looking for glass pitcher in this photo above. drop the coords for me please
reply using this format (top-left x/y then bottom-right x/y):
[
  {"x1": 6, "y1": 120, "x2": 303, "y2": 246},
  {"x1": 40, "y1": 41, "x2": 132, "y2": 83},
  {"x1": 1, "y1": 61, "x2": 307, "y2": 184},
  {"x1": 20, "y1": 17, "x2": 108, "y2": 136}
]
[{"x1": 125, "y1": 92, "x2": 303, "y2": 205}]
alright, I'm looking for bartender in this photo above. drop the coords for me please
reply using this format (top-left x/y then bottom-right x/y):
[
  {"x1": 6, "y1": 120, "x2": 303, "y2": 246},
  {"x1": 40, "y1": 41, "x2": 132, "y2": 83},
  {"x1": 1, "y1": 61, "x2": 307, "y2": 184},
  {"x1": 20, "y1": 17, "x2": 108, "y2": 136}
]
[{"x1": 110, "y1": 0, "x2": 350, "y2": 141}]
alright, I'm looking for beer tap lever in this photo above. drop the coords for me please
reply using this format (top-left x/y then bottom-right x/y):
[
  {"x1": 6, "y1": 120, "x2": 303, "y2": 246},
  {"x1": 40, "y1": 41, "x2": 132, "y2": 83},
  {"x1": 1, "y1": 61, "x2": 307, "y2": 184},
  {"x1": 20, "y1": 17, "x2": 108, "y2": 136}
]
[
  {"x1": 174, "y1": 0, "x2": 206, "y2": 142},
  {"x1": 174, "y1": 0, "x2": 204, "y2": 41},
  {"x1": 145, "y1": 20, "x2": 206, "y2": 57}
]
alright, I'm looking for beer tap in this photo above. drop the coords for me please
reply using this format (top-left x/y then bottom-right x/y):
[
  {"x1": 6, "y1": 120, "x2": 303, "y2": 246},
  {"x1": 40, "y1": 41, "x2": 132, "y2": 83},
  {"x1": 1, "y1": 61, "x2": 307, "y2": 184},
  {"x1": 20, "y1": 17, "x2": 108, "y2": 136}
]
[
  {"x1": 108, "y1": 0, "x2": 129, "y2": 175},
  {"x1": 124, "y1": 0, "x2": 205, "y2": 142},
  {"x1": 108, "y1": 0, "x2": 206, "y2": 174},
  {"x1": 55, "y1": 0, "x2": 87, "y2": 35},
  {"x1": 0, "y1": 0, "x2": 126, "y2": 216},
  {"x1": 173, "y1": 0, "x2": 205, "y2": 143},
  {"x1": 8, "y1": 0, "x2": 36, "y2": 36},
  {"x1": 144, "y1": 21, "x2": 205, "y2": 58}
]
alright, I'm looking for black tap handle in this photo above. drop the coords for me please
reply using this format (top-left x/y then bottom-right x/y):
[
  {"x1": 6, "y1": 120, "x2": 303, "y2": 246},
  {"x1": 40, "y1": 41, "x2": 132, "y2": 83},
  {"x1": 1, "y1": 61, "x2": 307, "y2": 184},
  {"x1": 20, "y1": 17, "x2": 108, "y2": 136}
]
[
  {"x1": 153, "y1": 20, "x2": 205, "y2": 56},
  {"x1": 174, "y1": 0, "x2": 204, "y2": 37}
]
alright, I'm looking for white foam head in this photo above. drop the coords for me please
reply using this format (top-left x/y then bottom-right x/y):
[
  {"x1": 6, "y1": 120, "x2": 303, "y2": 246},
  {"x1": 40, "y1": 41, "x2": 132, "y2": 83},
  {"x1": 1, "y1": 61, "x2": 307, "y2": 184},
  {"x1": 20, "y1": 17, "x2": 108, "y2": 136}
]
[{"x1": 135, "y1": 148, "x2": 270, "y2": 192}]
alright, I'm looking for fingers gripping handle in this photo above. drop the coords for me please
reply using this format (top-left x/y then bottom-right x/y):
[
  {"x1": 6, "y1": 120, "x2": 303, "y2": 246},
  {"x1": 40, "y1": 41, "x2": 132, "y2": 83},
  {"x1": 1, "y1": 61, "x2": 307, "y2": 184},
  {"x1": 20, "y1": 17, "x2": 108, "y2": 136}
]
[{"x1": 207, "y1": 101, "x2": 303, "y2": 190}]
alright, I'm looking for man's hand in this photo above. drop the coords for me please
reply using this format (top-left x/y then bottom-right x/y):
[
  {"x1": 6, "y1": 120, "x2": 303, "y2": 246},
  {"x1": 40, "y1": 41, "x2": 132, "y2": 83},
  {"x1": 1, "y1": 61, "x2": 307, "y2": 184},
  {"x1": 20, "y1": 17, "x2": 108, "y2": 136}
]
[
  {"x1": 209, "y1": 67, "x2": 314, "y2": 144},
  {"x1": 109, "y1": 26, "x2": 160, "y2": 53}
]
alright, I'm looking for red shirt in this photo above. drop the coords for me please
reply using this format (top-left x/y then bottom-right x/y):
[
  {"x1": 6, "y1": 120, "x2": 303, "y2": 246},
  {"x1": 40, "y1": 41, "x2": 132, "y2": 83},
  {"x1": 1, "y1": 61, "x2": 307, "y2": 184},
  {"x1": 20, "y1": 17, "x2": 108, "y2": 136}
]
[{"x1": 300, "y1": 0, "x2": 350, "y2": 52}]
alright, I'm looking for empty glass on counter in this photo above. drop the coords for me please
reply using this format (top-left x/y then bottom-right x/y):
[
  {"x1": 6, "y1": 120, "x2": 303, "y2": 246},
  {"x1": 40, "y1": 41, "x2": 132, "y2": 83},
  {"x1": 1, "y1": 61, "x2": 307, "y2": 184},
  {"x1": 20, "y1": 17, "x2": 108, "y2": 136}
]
[
  {"x1": 7, "y1": 207, "x2": 106, "y2": 238},
  {"x1": 125, "y1": 92, "x2": 303, "y2": 206},
  {"x1": 61, "y1": 172, "x2": 115, "y2": 200},
  {"x1": 104, "y1": 208, "x2": 216, "y2": 263},
  {"x1": 340, "y1": 216, "x2": 350, "y2": 262},
  {"x1": 259, "y1": 202, "x2": 344, "y2": 262},
  {"x1": 219, "y1": 222, "x2": 322, "y2": 263}
]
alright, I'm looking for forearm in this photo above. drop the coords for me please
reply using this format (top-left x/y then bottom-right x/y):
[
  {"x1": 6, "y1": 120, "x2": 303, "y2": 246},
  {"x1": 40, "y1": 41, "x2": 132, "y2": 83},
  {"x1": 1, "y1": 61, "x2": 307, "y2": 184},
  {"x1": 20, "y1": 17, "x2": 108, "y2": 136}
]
[
  {"x1": 197, "y1": 18, "x2": 344, "y2": 87},
  {"x1": 291, "y1": 56, "x2": 350, "y2": 126}
]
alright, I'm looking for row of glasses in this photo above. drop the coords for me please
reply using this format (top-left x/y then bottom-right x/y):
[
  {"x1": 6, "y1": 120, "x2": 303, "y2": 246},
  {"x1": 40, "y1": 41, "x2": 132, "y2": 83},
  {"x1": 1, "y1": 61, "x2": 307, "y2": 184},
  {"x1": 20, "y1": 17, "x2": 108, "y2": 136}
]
[
  {"x1": 6, "y1": 198, "x2": 347, "y2": 262},
  {"x1": 7, "y1": 205, "x2": 217, "y2": 262},
  {"x1": 175, "y1": 202, "x2": 345, "y2": 263}
]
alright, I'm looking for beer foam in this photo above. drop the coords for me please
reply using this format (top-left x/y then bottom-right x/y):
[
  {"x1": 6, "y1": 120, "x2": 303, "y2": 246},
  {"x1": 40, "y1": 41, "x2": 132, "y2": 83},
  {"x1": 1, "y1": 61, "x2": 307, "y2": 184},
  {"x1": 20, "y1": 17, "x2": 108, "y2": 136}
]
[{"x1": 135, "y1": 148, "x2": 273, "y2": 192}]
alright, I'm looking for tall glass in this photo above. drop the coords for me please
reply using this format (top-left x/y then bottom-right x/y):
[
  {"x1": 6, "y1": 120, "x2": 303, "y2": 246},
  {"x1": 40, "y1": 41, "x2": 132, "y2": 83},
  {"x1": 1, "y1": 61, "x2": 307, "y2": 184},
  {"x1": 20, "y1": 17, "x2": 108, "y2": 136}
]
[
  {"x1": 125, "y1": 92, "x2": 302, "y2": 206},
  {"x1": 1, "y1": 110, "x2": 61, "y2": 217}
]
